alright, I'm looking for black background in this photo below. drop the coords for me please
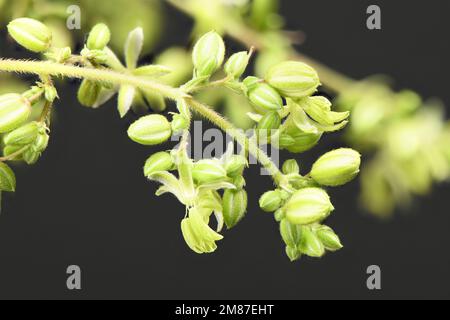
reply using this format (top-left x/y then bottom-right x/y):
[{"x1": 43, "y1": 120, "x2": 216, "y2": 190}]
[{"x1": 0, "y1": 0, "x2": 449, "y2": 300}]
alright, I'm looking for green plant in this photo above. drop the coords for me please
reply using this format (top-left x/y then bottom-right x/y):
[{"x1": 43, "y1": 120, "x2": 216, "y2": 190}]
[
  {"x1": 167, "y1": 0, "x2": 450, "y2": 218},
  {"x1": 0, "y1": 17, "x2": 361, "y2": 261}
]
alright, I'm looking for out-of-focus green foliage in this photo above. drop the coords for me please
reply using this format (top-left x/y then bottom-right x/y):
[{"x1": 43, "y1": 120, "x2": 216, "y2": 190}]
[{"x1": 336, "y1": 80, "x2": 450, "y2": 217}]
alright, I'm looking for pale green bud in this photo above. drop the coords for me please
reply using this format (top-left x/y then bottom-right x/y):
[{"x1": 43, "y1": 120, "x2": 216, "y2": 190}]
[
  {"x1": 171, "y1": 114, "x2": 189, "y2": 134},
  {"x1": 23, "y1": 148, "x2": 40, "y2": 165},
  {"x1": 192, "y1": 159, "x2": 227, "y2": 184},
  {"x1": 0, "y1": 162, "x2": 16, "y2": 192},
  {"x1": 224, "y1": 155, "x2": 246, "y2": 178},
  {"x1": 244, "y1": 78, "x2": 283, "y2": 113},
  {"x1": 310, "y1": 148, "x2": 361, "y2": 187},
  {"x1": 282, "y1": 159, "x2": 300, "y2": 175},
  {"x1": 280, "y1": 219, "x2": 302, "y2": 248},
  {"x1": 285, "y1": 130, "x2": 322, "y2": 154},
  {"x1": 7, "y1": 18, "x2": 52, "y2": 52},
  {"x1": 259, "y1": 190, "x2": 282, "y2": 212},
  {"x1": 278, "y1": 134, "x2": 295, "y2": 148},
  {"x1": 128, "y1": 114, "x2": 172, "y2": 146},
  {"x1": 3, "y1": 145, "x2": 24, "y2": 161},
  {"x1": 4, "y1": 121, "x2": 42, "y2": 145},
  {"x1": 265, "y1": 61, "x2": 320, "y2": 98},
  {"x1": 143, "y1": 152, "x2": 175, "y2": 177},
  {"x1": 299, "y1": 226, "x2": 325, "y2": 258},
  {"x1": 224, "y1": 51, "x2": 250, "y2": 79},
  {"x1": 32, "y1": 131, "x2": 49, "y2": 153},
  {"x1": 44, "y1": 86, "x2": 58, "y2": 102},
  {"x1": 315, "y1": 225, "x2": 343, "y2": 251},
  {"x1": 257, "y1": 111, "x2": 281, "y2": 131},
  {"x1": 192, "y1": 31, "x2": 225, "y2": 77},
  {"x1": 286, "y1": 188, "x2": 334, "y2": 225},
  {"x1": 77, "y1": 80, "x2": 101, "y2": 107},
  {"x1": 0, "y1": 93, "x2": 31, "y2": 133},
  {"x1": 286, "y1": 246, "x2": 302, "y2": 262},
  {"x1": 87, "y1": 23, "x2": 111, "y2": 50},
  {"x1": 232, "y1": 176, "x2": 246, "y2": 190},
  {"x1": 223, "y1": 189, "x2": 248, "y2": 229}
]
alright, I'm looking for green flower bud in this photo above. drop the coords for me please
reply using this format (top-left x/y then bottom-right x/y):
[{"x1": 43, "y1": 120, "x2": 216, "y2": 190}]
[
  {"x1": 0, "y1": 93, "x2": 31, "y2": 133},
  {"x1": 192, "y1": 159, "x2": 227, "y2": 184},
  {"x1": 127, "y1": 114, "x2": 172, "y2": 146},
  {"x1": 44, "y1": 86, "x2": 58, "y2": 103},
  {"x1": 285, "y1": 130, "x2": 322, "y2": 154},
  {"x1": 87, "y1": 23, "x2": 111, "y2": 50},
  {"x1": 224, "y1": 51, "x2": 250, "y2": 79},
  {"x1": 3, "y1": 145, "x2": 24, "y2": 161},
  {"x1": 0, "y1": 162, "x2": 16, "y2": 192},
  {"x1": 245, "y1": 80, "x2": 283, "y2": 113},
  {"x1": 310, "y1": 148, "x2": 361, "y2": 187},
  {"x1": 32, "y1": 132, "x2": 49, "y2": 153},
  {"x1": 280, "y1": 219, "x2": 302, "y2": 248},
  {"x1": 143, "y1": 152, "x2": 174, "y2": 177},
  {"x1": 282, "y1": 159, "x2": 300, "y2": 175},
  {"x1": 224, "y1": 155, "x2": 247, "y2": 178},
  {"x1": 299, "y1": 226, "x2": 325, "y2": 258},
  {"x1": 242, "y1": 76, "x2": 261, "y2": 91},
  {"x1": 192, "y1": 31, "x2": 225, "y2": 77},
  {"x1": 23, "y1": 148, "x2": 40, "y2": 165},
  {"x1": 77, "y1": 80, "x2": 101, "y2": 107},
  {"x1": 278, "y1": 134, "x2": 296, "y2": 148},
  {"x1": 285, "y1": 246, "x2": 302, "y2": 262},
  {"x1": 259, "y1": 190, "x2": 282, "y2": 212},
  {"x1": 286, "y1": 188, "x2": 334, "y2": 225},
  {"x1": 7, "y1": 18, "x2": 52, "y2": 52},
  {"x1": 171, "y1": 114, "x2": 189, "y2": 134},
  {"x1": 4, "y1": 121, "x2": 42, "y2": 146},
  {"x1": 223, "y1": 189, "x2": 248, "y2": 229},
  {"x1": 257, "y1": 111, "x2": 281, "y2": 131},
  {"x1": 315, "y1": 225, "x2": 343, "y2": 251},
  {"x1": 265, "y1": 61, "x2": 320, "y2": 98}
]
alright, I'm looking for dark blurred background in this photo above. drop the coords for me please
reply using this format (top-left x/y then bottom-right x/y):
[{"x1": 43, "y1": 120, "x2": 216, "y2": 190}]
[{"x1": 0, "y1": 0, "x2": 449, "y2": 300}]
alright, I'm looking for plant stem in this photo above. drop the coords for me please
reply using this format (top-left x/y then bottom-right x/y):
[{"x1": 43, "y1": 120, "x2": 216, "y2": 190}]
[
  {"x1": 0, "y1": 58, "x2": 285, "y2": 186},
  {"x1": 0, "y1": 59, "x2": 185, "y2": 101}
]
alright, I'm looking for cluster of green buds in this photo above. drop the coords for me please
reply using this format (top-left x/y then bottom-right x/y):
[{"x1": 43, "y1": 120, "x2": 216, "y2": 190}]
[
  {"x1": 1, "y1": 18, "x2": 60, "y2": 207},
  {"x1": 241, "y1": 61, "x2": 350, "y2": 152},
  {"x1": 259, "y1": 148, "x2": 360, "y2": 261},
  {"x1": 337, "y1": 80, "x2": 450, "y2": 217}
]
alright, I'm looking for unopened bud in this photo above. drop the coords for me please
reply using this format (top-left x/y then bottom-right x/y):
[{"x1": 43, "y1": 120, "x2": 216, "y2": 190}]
[
  {"x1": 282, "y1": 159, "x2": 300, "y2": 175},
  {"x1": 192, "y1": 159, "x2": 227, "y2": 184},
  {"x1": 286, "y1": 188, "x2": 334, "y2": 225},
  {"x1": 224, "y1": 51, "x2": 250, "y2": 79},
  {"x1": 23, "y1": 148, "x2": 41, "y2": 165},
  {"x1": 280, "y1": 218, "x2": 302, "y2": 248},
  {"x1": 265, "y1": 61, "x2": 320, "y2": 99},
  {"x1": 224, "y1": 155, "x2": 247, "y2": 178},
  {"x1": 244, "y1": 78, "x2": 283, "y2": 113},
  {"x1": 310, "y1": 148, "x2": 361, "y2": 187},
  {"x1": 0, "y1": 93, "x2": 31, "y2": 133},
  {"x1": 257, "y1": 111, "x2": 281, "y2": 131},
  {"x1": 299, "y1": 226, "x2": 325, "y2": 258},
  {"x1": 144, "y1": 152, "x2": 175, "y2": 177},
  {"x1": 32, "y1": 132, "x2": 49, "y2": 153},
  {"x1": 127, "y1": 114, "x2": 172, "y2": 146},
  {"x1": 286, "y1": 246, "x2": 302, "y2": 262},
  {"x1": 77, "y1": 80, "x2": 101, "y2": 107},
  {"x1": 315, "y1": 225, "x2": 343, "y2": 251},
  {"x1": 87, "y1": 23, "x2": 111, "y2": 50},
  {"x1": 7, "y1": 18, "x2": 52, "y2": 52},
  {"x1": 192, "y1": 31, "x2": 225, "y2": 77},
  {"x1": 259, "y1": 190, "x2": 282, "y2": 212},
  {"x1": 4, "y1": 121, "x2": 42, "y2": 145},
  {"x1": 223, "y1": 189, "x2": 248, "y2": 229},
  {"x1": 171, "y1": 114, "x2": 189, "y2": 134}
]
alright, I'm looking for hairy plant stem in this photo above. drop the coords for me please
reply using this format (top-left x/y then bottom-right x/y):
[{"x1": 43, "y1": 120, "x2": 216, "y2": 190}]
[
  {"x1": 167, "y1": 0, "x2": 355, "y2": 93},
  {"x1": 0, "y1": 59, "x2": 285, "y2": 186}
]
